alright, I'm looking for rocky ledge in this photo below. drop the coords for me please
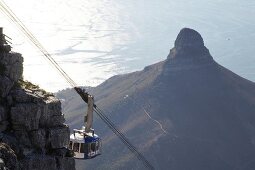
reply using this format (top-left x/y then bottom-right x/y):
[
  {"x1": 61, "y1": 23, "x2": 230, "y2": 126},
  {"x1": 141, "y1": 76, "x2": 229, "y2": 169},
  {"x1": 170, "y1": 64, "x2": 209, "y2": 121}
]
[{"x1": 0, "y1": 52, "x2": 75, "y2": 169}]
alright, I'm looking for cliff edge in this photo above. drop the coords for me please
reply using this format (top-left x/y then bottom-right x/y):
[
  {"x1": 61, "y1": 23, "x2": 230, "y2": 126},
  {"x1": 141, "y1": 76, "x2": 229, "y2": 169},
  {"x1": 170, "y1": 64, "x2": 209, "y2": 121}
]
[{"x1": 0, "y1": 46, "x2": 75, "y2": 169}]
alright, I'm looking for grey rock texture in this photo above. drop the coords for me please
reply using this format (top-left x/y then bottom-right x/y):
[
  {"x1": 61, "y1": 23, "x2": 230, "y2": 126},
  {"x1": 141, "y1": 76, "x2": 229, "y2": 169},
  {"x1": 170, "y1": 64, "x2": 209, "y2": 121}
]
[
  {"x1": 30, "y1": 129, "x2": 46, "y2": 150},
  {"x1": 0, "y1": 75, "x2": 14, "y2": 98},
  {"x1": 20, "y1": 155, "x2": 58, "y2": 170},
  {"x1": 49, "y1": 125, "x2": 70, "y2": 149},
  {"x1": 167, "y1": 28, "x2": 213, "y2": 65},
  {"x1": 0, "y1": 50, "x2": 75, "y2": 170},
  {"x1": 0, "y1": 106, "x2": 7, "y2": 122},
  {"x1": 56, "y1": 157, "x2": 76, "y2": 170},
  {"x1": 0, "y1": 52, "x2": 23, "y2": 82},
  {"x1": 175, "y1": 28, "x2": 204, "y2": 50},
  {"x1": 0, "y1": 143, "x2": 18, "y2": 170},
  {"x1": 11, "y1": 103, "x2": 42, "y2": 131},
  {"x1": 164, "y1": 28, "x2": 214, "y2": 74},
  {"x1": 20, "y1": 154, "x2": 75, "y2": 170}
]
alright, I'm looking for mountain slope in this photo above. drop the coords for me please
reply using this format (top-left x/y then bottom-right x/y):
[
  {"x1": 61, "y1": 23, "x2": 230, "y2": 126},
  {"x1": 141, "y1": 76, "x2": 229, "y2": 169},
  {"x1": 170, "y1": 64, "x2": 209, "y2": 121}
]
[{"x1": 58, "y1": 28, "x2": 255, "y2": 170}]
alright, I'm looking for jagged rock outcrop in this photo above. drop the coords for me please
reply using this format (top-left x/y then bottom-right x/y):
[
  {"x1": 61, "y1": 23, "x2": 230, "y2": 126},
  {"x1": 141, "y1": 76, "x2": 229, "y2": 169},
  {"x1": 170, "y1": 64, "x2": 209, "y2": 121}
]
[
  {"x1": 165, "y1": 28, "x2": 214, "y2": 71},
  {"x1": 0, "y1": 48, "x2": 75, "y2": 169},
  {"x1": 168, "y1": 28, "x2": 212, "y2": 59}
]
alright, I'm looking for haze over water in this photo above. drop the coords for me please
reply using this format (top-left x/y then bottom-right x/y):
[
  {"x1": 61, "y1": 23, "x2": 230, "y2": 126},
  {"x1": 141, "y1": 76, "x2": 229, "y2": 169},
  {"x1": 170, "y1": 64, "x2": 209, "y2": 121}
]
[{"x1": 1, "y1": 0, "x2": 255, "y2": 92}]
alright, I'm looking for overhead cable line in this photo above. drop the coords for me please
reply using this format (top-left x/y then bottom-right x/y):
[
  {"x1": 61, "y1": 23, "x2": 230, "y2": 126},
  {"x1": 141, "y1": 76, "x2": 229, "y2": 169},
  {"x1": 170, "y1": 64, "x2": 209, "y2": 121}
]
[
  {"x1": 0, "y1": 1, "x2": 154, "y2": 169},
  {"x1": 0, "y1": 0, "x2": 77, "y2": 88},
  {"x1": 94, "y1": 107, "x2": 154, "y2": 170}
]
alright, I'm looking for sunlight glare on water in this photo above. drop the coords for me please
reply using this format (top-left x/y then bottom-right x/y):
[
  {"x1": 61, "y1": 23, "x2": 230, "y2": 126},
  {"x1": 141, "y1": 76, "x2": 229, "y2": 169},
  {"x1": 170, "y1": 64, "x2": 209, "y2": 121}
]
[
  {"x1": 1, "y1": 0, "x2": 133, "y2": 92},
  {"x1": 0, "y1": 0, "x2": 255, "y2": 92}
]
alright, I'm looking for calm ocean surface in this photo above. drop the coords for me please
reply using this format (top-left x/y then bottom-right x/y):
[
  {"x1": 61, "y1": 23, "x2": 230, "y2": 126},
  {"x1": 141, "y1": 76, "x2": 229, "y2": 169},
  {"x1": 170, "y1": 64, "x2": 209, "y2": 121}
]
[{"x1": 1, "y1": 0, "x2": 255, "y2": 92}]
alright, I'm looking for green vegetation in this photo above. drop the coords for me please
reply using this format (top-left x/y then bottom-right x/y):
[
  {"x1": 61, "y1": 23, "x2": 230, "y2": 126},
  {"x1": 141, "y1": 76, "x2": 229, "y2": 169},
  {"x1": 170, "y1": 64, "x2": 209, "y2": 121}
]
[
  {"x1": 18, "y1": 79, "x2": 40, "y2": 90},
  {"x1": 18, "y1": 79, "x2": 54, "y2": 98}
]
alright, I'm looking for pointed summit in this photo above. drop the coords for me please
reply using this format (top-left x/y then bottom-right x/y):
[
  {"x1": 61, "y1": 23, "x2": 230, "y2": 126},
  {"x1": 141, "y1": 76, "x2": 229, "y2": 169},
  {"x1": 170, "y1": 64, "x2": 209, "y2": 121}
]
[
  {"x1": 167, "y1": 28, "x2": 213, "y2": 62},
  {"x1": 175, "y1": 28, "x2": 204, "y2": 50}
]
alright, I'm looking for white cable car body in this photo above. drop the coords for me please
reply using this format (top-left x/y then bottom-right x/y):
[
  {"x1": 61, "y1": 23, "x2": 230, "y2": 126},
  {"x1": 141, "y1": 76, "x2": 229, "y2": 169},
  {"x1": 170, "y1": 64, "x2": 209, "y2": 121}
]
[{"x1": 69, "y1": 91, "x2": 102, "y2": 159}]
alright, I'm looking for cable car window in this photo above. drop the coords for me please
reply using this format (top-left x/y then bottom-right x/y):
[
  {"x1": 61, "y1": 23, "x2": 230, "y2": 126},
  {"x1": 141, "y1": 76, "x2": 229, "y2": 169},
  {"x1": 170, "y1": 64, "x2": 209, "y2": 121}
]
[
  {"x1": 95, "y1": 141, "x2": 99, "y2": 151},
  {"x1": 84, "y1": 143, "x2": 89, "y2": 154},
  {"x1": 73, "y1": 143, "x2": 79, "y2": 152},
  {"x1": 80, "y1": 143, "x2": 85, "y2": 153},
  {"x1": 91, "y1": 142, "x2": 96, "y2": 152},
  {"x1": 87, "y1": 143, "x2": 91, "y2": 157}
]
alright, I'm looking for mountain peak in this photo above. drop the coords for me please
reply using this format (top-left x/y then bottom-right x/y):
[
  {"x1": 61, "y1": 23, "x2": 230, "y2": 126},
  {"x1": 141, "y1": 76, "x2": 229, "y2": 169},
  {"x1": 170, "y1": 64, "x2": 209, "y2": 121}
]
[
  {"x1": 175, "y1": 28, "x2": 204, "y2": 50},
  {"x1": 167, "y1": 28, "x2": 213, "y2": 62}
]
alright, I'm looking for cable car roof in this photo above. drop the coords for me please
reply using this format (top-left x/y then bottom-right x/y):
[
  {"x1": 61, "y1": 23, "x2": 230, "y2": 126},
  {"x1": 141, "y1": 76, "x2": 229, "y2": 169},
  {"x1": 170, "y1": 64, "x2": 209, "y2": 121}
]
[{"x1": 70, "y1": 132, "x2": 100, "y2": 143}]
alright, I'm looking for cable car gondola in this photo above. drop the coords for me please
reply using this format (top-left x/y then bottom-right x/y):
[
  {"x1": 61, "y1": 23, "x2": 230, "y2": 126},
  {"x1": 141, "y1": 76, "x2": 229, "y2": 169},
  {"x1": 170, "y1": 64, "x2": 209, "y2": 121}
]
[
  {"x1": 0, "y1": 3, "x2": 154, "y2": 167},
  {"x1": 69, "y1": 127, "x2": 102, "y2": 159},
  {"x1": 69, "y1": 89, "x2": 102, "y2": 159}
]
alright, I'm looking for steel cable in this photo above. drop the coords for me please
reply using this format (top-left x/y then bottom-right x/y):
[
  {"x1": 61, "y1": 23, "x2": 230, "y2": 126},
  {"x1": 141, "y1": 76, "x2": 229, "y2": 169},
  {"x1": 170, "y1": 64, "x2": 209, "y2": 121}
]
[{"x1": 0, "y1": 1, "x2": 154, "y2": 169}]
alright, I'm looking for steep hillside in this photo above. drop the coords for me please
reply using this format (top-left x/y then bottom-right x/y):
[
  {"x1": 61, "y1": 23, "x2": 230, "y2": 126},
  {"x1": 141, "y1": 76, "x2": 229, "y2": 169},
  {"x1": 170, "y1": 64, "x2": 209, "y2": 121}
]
[
  {"x1": 0, "y1": 36, "x2": 75, "y2": 169},
  {"x1": 58, "y1": 28, "x2": 255, "y2": 170}
]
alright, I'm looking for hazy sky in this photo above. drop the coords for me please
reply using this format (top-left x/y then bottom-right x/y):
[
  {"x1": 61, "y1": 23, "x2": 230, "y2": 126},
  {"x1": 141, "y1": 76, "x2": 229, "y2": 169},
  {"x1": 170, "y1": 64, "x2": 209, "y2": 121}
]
[{"x1": 1, "y1": 0, "x2": 254, "y2": 92}]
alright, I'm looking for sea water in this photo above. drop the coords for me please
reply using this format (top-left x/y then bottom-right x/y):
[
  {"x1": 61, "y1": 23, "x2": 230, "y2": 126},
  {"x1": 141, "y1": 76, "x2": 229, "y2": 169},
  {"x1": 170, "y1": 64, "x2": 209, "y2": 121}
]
[{"x1": 1, "y1": 0, "x2": 254, "y2": 92}]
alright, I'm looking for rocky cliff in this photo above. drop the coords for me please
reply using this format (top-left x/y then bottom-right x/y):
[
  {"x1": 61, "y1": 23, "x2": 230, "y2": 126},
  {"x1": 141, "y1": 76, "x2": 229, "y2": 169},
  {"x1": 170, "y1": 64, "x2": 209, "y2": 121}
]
[{"x1": 0, "y1": 49, "x2": 75, "y2": 169}]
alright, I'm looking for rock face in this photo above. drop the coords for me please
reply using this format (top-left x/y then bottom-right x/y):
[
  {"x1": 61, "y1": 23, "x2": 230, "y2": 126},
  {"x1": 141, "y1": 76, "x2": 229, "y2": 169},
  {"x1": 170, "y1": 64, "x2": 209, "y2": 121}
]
[
  {"x1": 0, "y1": 50, "x2": 75, "y2": 169},
  {"x1": 0, "y1": 143, "x2": 18, "y2": 170},
  {"x1": 175, "y1": 28, "x2": 204, "y2": 50},
  {"x1": 166, "y1": 28, "x2": 214, "y2": 71}
]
